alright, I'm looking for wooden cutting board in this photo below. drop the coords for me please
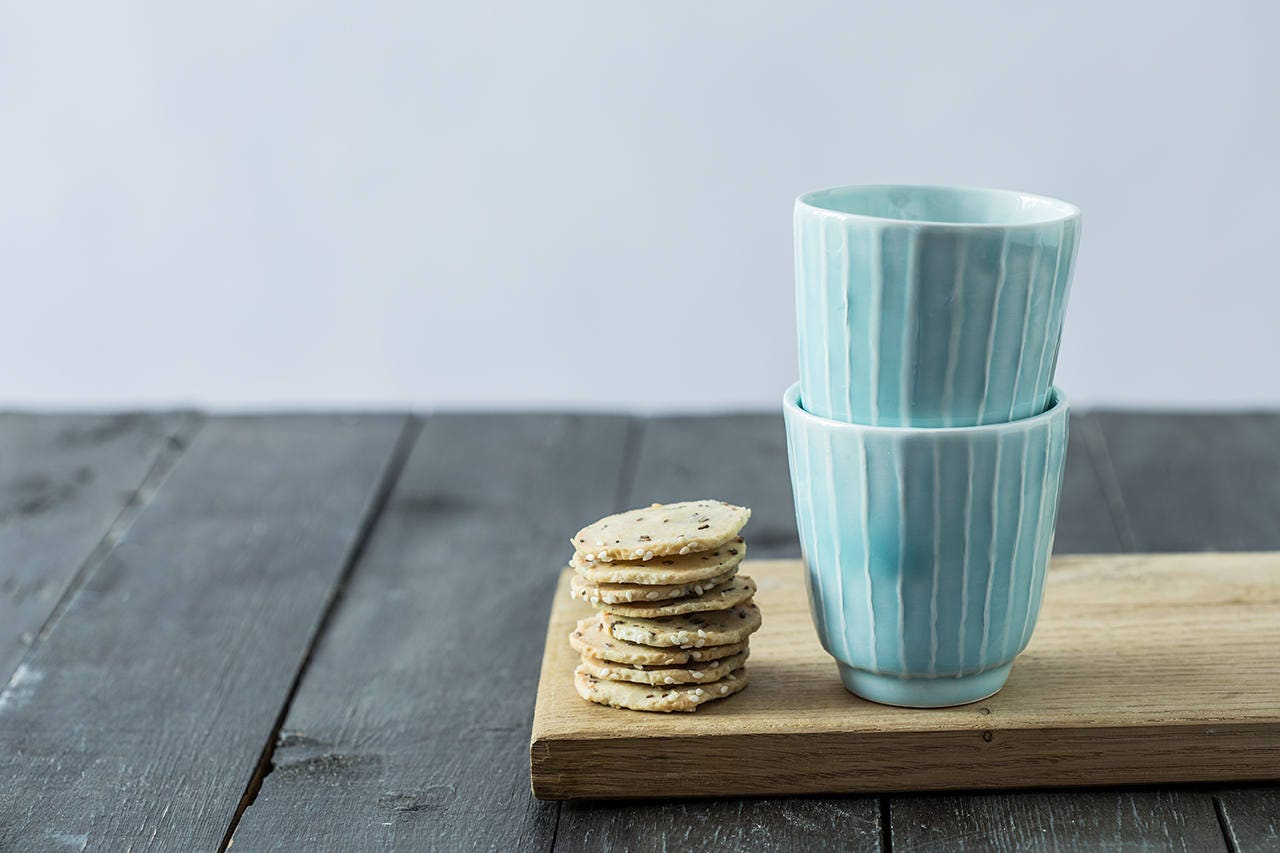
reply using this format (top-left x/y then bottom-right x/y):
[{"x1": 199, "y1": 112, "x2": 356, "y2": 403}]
[{"x1": 530, "y1": 553, "x2": 1280, "y2": 800}]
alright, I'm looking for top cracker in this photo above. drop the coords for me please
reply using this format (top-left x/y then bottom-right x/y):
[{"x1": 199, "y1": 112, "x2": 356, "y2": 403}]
[{"x1": 572, "y1": 499, "x2": 751, "y2": 563}]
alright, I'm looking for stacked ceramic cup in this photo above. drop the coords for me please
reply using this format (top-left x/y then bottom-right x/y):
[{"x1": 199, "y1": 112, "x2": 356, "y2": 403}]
[{"x1": 783, "y1": 185, "x2": 1081, "y2": 708}]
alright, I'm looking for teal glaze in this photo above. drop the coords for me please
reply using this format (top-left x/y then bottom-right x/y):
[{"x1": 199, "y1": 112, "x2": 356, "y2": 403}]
[
  {"x1": 794, "y1": 185, "x2": 1081, "y2": 427},
  {"x1": 783, "y1": 383, "x2": 1070, "y2": 707}
]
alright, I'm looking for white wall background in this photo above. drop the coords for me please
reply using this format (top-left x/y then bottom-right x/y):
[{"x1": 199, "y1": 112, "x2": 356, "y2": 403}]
[{"x1": 2, "y1": 1, "x2": 1277, "y2": 411}]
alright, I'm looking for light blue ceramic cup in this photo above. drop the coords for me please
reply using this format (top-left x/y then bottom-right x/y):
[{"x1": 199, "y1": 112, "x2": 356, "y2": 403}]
[
  {"x1": 783, "y1": 382, "x2": 1069, "y2": 707},
  {"x1": 795, "y1": 185, "x2": 1080, "y2": 427}
]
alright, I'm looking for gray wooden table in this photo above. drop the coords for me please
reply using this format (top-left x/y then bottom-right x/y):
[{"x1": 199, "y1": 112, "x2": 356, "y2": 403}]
[{"x1": 1, "y1": 411, "x2": 1277, "y2": 852}]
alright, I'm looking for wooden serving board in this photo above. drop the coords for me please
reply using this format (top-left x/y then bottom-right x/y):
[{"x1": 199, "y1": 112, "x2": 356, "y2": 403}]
[{"x1": 530, "y1": 554, "x2": 1280, "y2": 800}]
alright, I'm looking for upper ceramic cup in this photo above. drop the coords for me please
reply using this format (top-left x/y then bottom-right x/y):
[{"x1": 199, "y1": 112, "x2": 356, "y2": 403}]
[{"x1": 795, "y1": 185, "x2": 1080, "y2": 427}]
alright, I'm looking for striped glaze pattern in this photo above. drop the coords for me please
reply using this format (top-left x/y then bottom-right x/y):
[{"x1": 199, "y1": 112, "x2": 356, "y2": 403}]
[
  {"x1": 794, "y1": 185, "x2": 1080, "y2": 427},
  {"x1": 783, "y1": 383, "x2": 1069, "y2": 685}
]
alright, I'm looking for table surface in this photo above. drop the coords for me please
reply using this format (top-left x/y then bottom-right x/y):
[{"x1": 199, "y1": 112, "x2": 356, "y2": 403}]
[{"x1": 0, "y1": 410, "x2": 1277, "y2": 852}]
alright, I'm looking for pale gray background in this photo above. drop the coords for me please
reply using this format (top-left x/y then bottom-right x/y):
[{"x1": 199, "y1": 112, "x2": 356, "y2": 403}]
[{"x1": 2, "y1": 1, "x2": 1277, "y2": 410}]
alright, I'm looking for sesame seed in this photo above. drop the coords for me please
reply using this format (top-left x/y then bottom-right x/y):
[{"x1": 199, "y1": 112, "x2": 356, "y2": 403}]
[
  {"x1": 664, "y1": 676, "x2": 675, "y2": 684},
  {"x1": 693, "y1": 585, "x2": 703, "y2": 595},
  {"x1": 694, "y1": 639, "x2": 706, "y2": 647},
  {"x1": 596, "y1": 540, "x2": 605, "y2": 546},
  {"x1": 720, "y1": 686, "x2": 729, "y2": 694},
  {"x1": 691, "y1": 670, "x2": 703, "y2": 678},
  {"x1": 695, "y1": 688, "x2": 705, "y2": 695},
  {"x1": 697, "y1": 629, "x2": 707, "y2": 638},
  {"x1": 691, "y1": 651, "x2": 702, "y2": 660},
  {"x1": 679, "y1": 546, "x2": 691, "y2": 555},
  {"x1": 643, "y1": 551, "x2": 654, "y2": 561},
  {"x1": 585, "y1": 554, "x2": 596, "y2": 562}
]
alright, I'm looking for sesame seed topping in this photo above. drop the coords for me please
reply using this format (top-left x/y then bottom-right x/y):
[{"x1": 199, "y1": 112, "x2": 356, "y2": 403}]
[
  {"x1": 694, "y1": 639, "x2": 706, "y2": 647},
  {"x1": 720, "y1": 686, "x2": 729, "y2": 694},
  {"x1": 643, "y1": 551, "x2": 654, "y2": 561},
  {"x1": 646, "y1": 591, "x2": 660, "y2": 600},
  {"x1": 679, "y1": 546, "x2": 691, "y2": 555},
  {"x1": 695, "y1": 688, "x2": 705, "y2": 695},
  {"x1": 664, "y1": 676, "x2": 675, "y2": 684}
]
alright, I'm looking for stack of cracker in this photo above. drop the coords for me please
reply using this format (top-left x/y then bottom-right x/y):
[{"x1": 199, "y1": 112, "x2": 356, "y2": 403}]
[{"x1": 567, "y1": 499, "x2": 760, "y2": 712}]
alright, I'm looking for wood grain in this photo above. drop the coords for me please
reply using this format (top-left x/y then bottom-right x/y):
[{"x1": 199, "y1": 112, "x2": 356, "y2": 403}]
[
  {"x1": 230, "y1": 415, "x2": 635, "y2": 852},
  {"x1": 0, "y1": 412, "x2": 197, "y2": 683},
  {"x1": 0, "y1": 415, "x2": 408, "y2": 851},
  {"x1": 531, "y1": 554, "x2": 1280, "y2": 800},
  {"x1": 1096, "y1": 412, "x2": 1280, "y2": 853}
]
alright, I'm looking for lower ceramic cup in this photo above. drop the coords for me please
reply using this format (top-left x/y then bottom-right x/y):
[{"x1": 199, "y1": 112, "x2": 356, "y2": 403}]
[{"x1": 783, "y1": 382, "x2": 1069, "y2": 707}]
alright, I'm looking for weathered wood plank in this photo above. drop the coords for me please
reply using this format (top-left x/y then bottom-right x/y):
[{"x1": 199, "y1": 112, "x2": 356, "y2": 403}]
[
  {"x1": 230, "y1": 414, "x2": 635, "y2": 851},
  {"x1": 0, "y1": 412, "x2": 197, "y2": 683},
  {"x1": 887, "y1": 413, "x2": 1226, "y2": 853},
  {"x1": 0, "y1": 414, "x2": 409, "y2": 852},
  {"x1": 553, "y1": 414, "x2": 883, "y2": 852},
  {"x1": 558, "y1": 797, "x2": 882, "y2": 852},
  {"x1": 1095, "y1": 411, "x2": 1280, "y2": 853},
  {"x1": 891, "y1": 789, "x2": 1225, "y2": 853}
]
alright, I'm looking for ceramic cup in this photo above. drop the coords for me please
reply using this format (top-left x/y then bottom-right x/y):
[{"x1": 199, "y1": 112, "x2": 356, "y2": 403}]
[
  {"x1": 783, "y1": 382, "x2": 1069, "y2": 707},
  {"x1": 795, "y1": 185, "x2": 1080, "y2": 427}
]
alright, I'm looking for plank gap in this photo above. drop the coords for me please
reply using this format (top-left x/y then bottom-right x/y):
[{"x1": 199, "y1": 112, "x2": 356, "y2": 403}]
[
  {"x1": 1213, "y1": 795, "x2": 1241, "y2": 853},
  {"x1": 218, "y1": 415, "x2": 423, "y2": 852},
  {"x1": 1078, "y1": 411, "x2": 1140, "y2": 553},
  {"x1": 22, "y1": 412, "x2": 203, "y2": 657}
]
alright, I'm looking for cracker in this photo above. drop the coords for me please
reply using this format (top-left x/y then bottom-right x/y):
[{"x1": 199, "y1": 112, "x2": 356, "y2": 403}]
[
  {"x1": 578, "y1": 649, "x2": 749, "y2": 686},
  {"x1": 572, "y1": 540, "x2": 746, "y2": 585},
  {"x1": 571, "y1": 500, "x2": 751, "y2": 562},
  {"x1": 570, "y1": 568, "x2": 737, "y2": 606},
  {"x1": 604, "y1": 602, "x2": 762, "y2": 648},
  {"x1": 602, "y1": 576, "x2": 756, "y2": 619},
  {"x1": 574, "y1": 665, "x2": 748, "y2": 712},
  {"x1": 570, "y1": 617, "x2": 748, "y2": 666}
]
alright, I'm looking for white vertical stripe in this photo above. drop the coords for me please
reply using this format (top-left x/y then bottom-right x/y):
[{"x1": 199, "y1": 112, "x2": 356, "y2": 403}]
[
  {"x1": 869, "y1": 232, "x2": 883, "y2": 425},
  {"x1": 1008, "y1": 240, "x2": 1043, "y2": 421},
  {"x1": 858, "y1": 434, "x2": 878, "y2": 670},
  {"x1": 929, "y1": 442, "x2": 941, "y2": 677},
  {"x1": 895, "y1": 450, "x2": 908, "y2": 676},
  {"x1": 957, "y1": 443, "x2": 973, "y2": 676},
  {"x1": 979, "y1": 437, "x2": 1002, "y2": 668},
  {"x1": 818, "y1": 221, "x2": 834, "y2": 419},
  {"x1": 1001, "y1": 435, "x2": 1030, "y2": 657},
  {"x1": 977, "y1": 236, "x2": 1008, "y2": 424},
  {"x1": 1013, "y1": 417, "x2": 1054, "y2": 645},
  {"x1": 901, "y1": 231, "x2": 917, "y2": 425},
  {"x1": 941, "y1": 238, "x2": 969, "y2": 427},
  {"x1": 1024, "y1": 224, "x2": 1064, "y2": 412},
  {"x1": 841, "y1": 226, "x2": 854, "y2": 423},
  {"x1": 825, "y1": 431, "x2": 851, "y2": 662},
  {"x1": 1030, "y1": 224, "x2": 1067, "y2": 411}
]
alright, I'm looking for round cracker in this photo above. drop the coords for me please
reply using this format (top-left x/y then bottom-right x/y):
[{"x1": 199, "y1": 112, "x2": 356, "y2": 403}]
[
  {"x1": 570, "y1": 617, "x2": 748, "y2": 666},
  {"x1": 578, "y1": 649, "x2": 749, "y2": 686},
  {"x1": 572, "y1": 539, "x2": 746, "y2": 585},
  {"x1": 571, "y1": 500, "x2": 751, "y2": 562},
  {"x1": 602, "y1": 576, "x2": 756, "y2": 619},
  {"x1": 570, "y1": 568, "x2": 737, "y2": 606},
  {"x1": 574, "y1": 665, "x2": 748, "y2": 712},
  {"x1": 605, "y1": 602, "x2": 761, "y2": 648}
]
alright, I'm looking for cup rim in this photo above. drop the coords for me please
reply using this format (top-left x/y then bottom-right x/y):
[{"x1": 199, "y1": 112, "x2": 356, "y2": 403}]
[
  {"x1": 795, "y1": 184, "x2": 1080, "y2": 229},
  {"x1": 783, "y1": 382, "x2": 1069, "y2": 434}
]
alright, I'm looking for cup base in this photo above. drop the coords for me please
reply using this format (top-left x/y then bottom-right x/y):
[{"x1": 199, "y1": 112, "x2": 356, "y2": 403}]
[{"x1": 837, "y1": 662, "x2": 1013, "y2": 708}]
